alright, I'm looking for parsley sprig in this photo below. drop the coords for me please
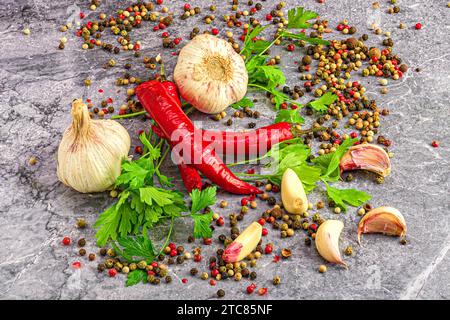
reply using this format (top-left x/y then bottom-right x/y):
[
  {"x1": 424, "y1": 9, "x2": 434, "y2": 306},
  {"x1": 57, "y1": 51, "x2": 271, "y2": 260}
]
[
  {"x1": 94, "y1": 133, "x2": 217, "y2": 248},
  {"x1": 235, "y1": 137, "x2": 371, "y2": 209}
]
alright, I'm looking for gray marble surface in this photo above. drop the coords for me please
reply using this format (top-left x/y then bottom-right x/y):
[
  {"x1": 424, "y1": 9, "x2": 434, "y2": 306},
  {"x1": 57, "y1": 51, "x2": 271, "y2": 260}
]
[{"x1": 0, "y1": 0, "x2": 449, "y2": 300}]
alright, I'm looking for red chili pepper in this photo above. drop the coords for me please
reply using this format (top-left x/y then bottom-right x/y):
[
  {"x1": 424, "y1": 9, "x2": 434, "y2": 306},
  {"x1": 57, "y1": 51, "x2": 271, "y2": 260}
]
[{"x1": 137, "y1": 80, "x2": 261, "y2": 195}]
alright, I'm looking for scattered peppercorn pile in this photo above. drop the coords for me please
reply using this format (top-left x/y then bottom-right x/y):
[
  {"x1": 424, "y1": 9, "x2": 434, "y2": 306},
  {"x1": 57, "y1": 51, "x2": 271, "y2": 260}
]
[{"x1": 57, "y1": 0, "x2": 420, "y2": 297}]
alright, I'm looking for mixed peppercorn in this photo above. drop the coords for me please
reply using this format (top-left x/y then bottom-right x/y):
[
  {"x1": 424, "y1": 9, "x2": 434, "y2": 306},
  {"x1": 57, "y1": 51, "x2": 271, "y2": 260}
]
[{"x1": 55, "y1": 0, "x2": 427, "y2": 297}]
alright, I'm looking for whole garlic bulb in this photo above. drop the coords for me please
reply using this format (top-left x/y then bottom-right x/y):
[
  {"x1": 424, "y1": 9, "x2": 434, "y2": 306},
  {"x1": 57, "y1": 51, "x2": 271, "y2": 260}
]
[
  {"x1": 57, "y1": 99, "x2": 131, "y2": 193},
  {"x1": 174, "y1": 34, "x2": 248, "y2": 114}
]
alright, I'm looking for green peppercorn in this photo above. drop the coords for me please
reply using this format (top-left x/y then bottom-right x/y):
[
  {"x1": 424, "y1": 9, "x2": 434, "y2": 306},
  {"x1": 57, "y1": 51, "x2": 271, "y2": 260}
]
[
  {"x1": 344, "y1": 246, "x2": 353, "y2": 256},
  {"x1": 107, "y1": 248, "x2": 116, "y2": 257},
  {"x1": 76, "y1": 218, "x2": 87, "y2": 229},
  {"x1": 129, "y1": 263, "x2": 137, "y2": 271},
  {"x1": 165, "y1": 275, "x2": 172, "y2": 283},
  {"x1": 273, "y1": 276, "x2": 281, "y2": 285},
  {"x1": 137, "y1": 260, "x2": 147, "y2": 269},
  {"x1": 105, "y1": 259, "x2": 114, "y2": 268},
  {"x1": 201, "y1": 272, "x2": 209, "y2": 280}
]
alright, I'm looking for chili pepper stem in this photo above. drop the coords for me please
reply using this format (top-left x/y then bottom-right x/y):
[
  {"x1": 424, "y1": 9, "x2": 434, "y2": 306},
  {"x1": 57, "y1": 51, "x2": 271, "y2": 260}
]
[{"x1": 111, "y1": 110, "x2": 146, "y2": 119}]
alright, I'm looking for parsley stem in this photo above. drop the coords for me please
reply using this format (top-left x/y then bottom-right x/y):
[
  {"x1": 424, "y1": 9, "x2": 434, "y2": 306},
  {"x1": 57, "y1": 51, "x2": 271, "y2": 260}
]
[
  {"x1": 156, "y1": 142, "x2": 170, "y2": 171},
  {"x1": 111, "y1": 110, "x2": 146, "y2": 119},
  {"x1": 257, "y1": 34, "x2": 282, "y2": 57},
  {"x1": 248, "y1": 83, "x2": 303, "y2": 107},
  {"x1": 157, "y1": 218, "x2": 175, "y2": 256}
]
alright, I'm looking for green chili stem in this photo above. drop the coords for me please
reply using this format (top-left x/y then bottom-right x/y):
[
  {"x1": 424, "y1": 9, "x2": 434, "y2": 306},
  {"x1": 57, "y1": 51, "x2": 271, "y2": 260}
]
[{"x1": 111, "y1": 110, "x2": 146, "y2": 119}]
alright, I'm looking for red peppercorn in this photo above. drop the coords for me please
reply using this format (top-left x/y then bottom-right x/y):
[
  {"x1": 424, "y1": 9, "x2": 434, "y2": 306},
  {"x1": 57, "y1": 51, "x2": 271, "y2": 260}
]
[
  {"x1": 264, "y1": 245, "x2": 273, "y2": 254},
  {"x1": 209, "y1": 279, "x2": 217, "y2": 286},
  {"x1": 272, "y1": 185, "x2": 280, "y2": 193},
  {"x1": 156, "y1": 0, "x2": 163, "y2": 5},
  {"x1": 287, "y1": 44, "x2": 295, "y2": 52},
  {"x1": 161, "y1": 31, "x2": 169, "y2": 38},
  {"x1": 350, "y1": 132, "x2": 358, "y2": 138},
  {"x1": 267, "y1": 216, "x2": 275, "y2": 224},
  {"x1": 371, "y1": 56, "x2": 378, "y2": 63},
  {"x1": 147, "y1": 270, "x2": 155, "y2": 276},
  {"x1": 280, "y1": 102, "x2": 288, "y2": 109},
  {"x1": 98, "y1": 89, "x2": 104, "y2": 93},
  {"x1": 304, "y1": 81, "x2": 312, "y2": 88},
  {"x1": 266, "y1": 14, "x2": 272, "y2": 21},
  {"x1": 211, "y1": 28, "x2": 219, "y2": 35},
  {"x1": 72, "y1": 261, "x2": 81, "y2": 269},
  {"x1": 262, "y1": 228, "x2": 268, "y2": 236},
  {"x1": 79, "y1": 12, "x2": 85, "y2": 19},
  {"x1": 258, "y1": 218, "x2": 266, "y2": 226},
  {"x1": 415, "y1": 23, "x2": 422, "y2": 30},
  {"x1": 431, "y1": 140, "x2": 439, "y2": 148},
  {"x1": 337, "y1": 24, "x2": 344, "y2": 31},
  {"x1": 169, "y1": 243, "x2": 176, "y2": 250},
  {"x1": 194, "y1": 254, "x2": 202, "y2": 262},
  {"x1": 334, "y1": 139, "x2": 342, "y2": 145},
  {"x1": 182, "y1": 278, "x2": 188, "y2": 284},
  {"x1": 246, "y1": 285, "x2": 255, "y2": 294},
  {"x1": 216, "y1": 217, "x2": 224, "y2": 226},
  {"x1": 153, "y1": 26, "x2": 159, "y2": 31},
  {"x1": 173, "y1": 37, "x2": 182, "y2": 45},
  {"x1": 135, "y1": 146, "x2": 143, "y2": 154},
  {"x1": 258, "y1": 288, "x2": 268, "y2": 296},
  {"x1": 211, "y1": 269, "x2": 219, "y2": 277},
  {"x1": 170, "y1": 249, "x2": 177, "y2": 257},
  {"x1": 241, "y1": 198, "x2": 249, "y2": 206},
  {"x1": 183, "y1": 3, "x2": 190, "y2": 10},
  {"x1": 62, "y1": 237, "x2": 71, "y2": 246},
  {"x1": 309, "y1": 223, "x2": 318, "y2": 232},
  {"x1": 250, "y1": 7, "x2": 257, "y2": 13},
  {"x1": 158, "y1": 22, "x2": 166, "y2": 29},
  {"x1": 203, "y1": 238, "x2": 212, "y2": 245},
  {"x1": 151, "y1": 261, "x2": 158, "y2": 268},
  {"x1": 273, "y1": 255, "x2": 280, "y2": 263},
  {"x1": 108, "y1": 268, "x2": 117, "y2": 277}
]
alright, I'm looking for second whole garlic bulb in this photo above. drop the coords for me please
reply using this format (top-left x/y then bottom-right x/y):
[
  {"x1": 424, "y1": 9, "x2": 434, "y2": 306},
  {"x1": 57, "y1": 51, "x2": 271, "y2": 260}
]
[
  {"x1": 174, "y1": 34, "x2": 248, "y2": 114},
  {"x1": 57, "y1": 99, "x2": 131, "y2": 193}
]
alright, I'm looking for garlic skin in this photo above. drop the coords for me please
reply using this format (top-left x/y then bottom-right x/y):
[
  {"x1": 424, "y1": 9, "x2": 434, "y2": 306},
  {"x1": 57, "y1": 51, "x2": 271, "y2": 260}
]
[
  {"x1": 315, "y1": 220, "x2": 347, "y2": 266},
  {"x1": 57, "y1": 99, "x2": 131, "y2": 193},
  {"x1": 281, "y1": 168, "x2": 308, "y2": 214},
  {"x1": 358, "y1": 206, "x2": 406, "y2": 244},
  {"x1": 174, "y1": 34, "x2": 248, "y2": 114},
  {"x1": 222, "y1": 222, "x2": 262, "y2": 263},
  {"x1": 340, "y1": 143, "x2": 391, "y2": 177}
]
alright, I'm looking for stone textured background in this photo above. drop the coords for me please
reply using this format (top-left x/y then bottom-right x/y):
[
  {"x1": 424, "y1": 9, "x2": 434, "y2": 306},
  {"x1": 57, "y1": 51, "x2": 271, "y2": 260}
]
[{"x1": 0, "y1": 0, "x2": 449, "y2": 300}]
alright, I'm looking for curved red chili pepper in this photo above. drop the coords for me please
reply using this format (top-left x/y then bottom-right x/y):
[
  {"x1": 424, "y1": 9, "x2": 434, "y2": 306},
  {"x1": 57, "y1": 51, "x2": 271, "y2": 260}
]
[
  {"x1": 201, "y1": 122, "x2": 293, "y2": 157},
  {"x1": 136, "y1": 80, "x2": 261, "y2": 195},
  {"x1": 152, "y1": 125, "x2": 202, "y2": 193}
]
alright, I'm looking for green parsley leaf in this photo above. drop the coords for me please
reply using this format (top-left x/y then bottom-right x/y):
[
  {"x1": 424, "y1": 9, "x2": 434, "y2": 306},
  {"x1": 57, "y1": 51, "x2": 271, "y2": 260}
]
[
  {"x1": 275, "y1": 109, "x2": 304, "y2": 124},
  {"x1": 116, "y1": 234, "x2": 155, "y2": 261},
  {"x1": 230, "y1": 96, "x2": 254, "y2": 109},
  {"x1": 241, "y1": 25, "x2": 269, "y2": 58},
  {"x1": 140, "y1": 186, "x2": 174, "y2": 207},
  {"x1": 139, "y1": 133, "x2": 161, "y2": 161},
  {"x1": 313, "y1": 138, "x2": 357, "y2": 181},
  {"x1": 126, "y1": 269, "x2": 147, "y2": 287},
  {"x1": 253, "y1": 66, "x2": 286, "y2": 89},
  {"x1": 280, "y1": 31, "x2": 330, "y2": 46},
  {"x1": 191, "y1": 210, "x2": 214, "y2": 239},
  {"x1": 94, "y1": 204, "x2": 121, "y2": 246},
  {"x1": 325, "y1": 184, "x2": 371, "y2": 211},
  {"x1": 287, "y1": 7, "x2": 318, "y2": 29},
  {"x1": 190, "y1": 186, "x2": 217, "y2": 214},
  {"x1": 115, "y1": 158, "x2": 154, "y2": 189},
  {"x1": 308, "y1": 92, "x2": 338, "y2": 113}
]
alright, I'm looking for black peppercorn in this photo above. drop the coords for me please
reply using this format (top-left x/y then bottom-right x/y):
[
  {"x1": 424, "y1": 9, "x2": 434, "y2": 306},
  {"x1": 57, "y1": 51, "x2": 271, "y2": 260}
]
[
  {"x1": 190, "y1": 268, "x2": 199, "y2": 276},
  {"x1": 217, "y1": 289, "x2": 225, "y2": 298},
  {"x1": 250, "y1": 271, "x2": 257, "y2": 280},
  {"x1": 100, "y1": 248, "x2": 107, "y2": 256}
]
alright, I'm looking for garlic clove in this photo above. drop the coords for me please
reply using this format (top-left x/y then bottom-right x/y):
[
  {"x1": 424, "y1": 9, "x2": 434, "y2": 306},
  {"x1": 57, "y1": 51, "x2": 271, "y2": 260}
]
[
  {"x1": 315, "y1": 220, "x2": 347, "y2": 266},
  {"x1": 357, "y1": 206, "x2": 406, "y2": 244},
  {"x1": 57, "y1": 99, "x2": 131, "y2": 193},
  {"x1": 222, "y1": 222, "x2": 262, "y2": 263},
  {"x1": 174, "y1": 34, "x2": 248, "y2": 114},
  {"x1": 281, "y1": 168, "x2": 308, "y2": 214},
  {"x1": 340, "y1": 143, "x2": 391, "y2": 177}
]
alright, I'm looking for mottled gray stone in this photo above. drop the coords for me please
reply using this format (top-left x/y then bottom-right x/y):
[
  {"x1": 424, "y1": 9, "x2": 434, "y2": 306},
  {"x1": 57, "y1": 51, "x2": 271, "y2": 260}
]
[{"x1": 0, "y1": 0, "x2": 449, "y2": 300}]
